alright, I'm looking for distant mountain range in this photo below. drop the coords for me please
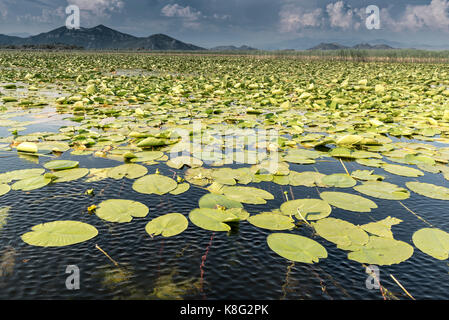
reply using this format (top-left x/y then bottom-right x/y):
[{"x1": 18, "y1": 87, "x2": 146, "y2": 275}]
[
  {"x1": 0, "y1": 25, "x2": 206, "y2": 51},
  {"x1": 308, "y1": 42, "x2": 395, "y2": 50},
  {"x1": 209, "y1": 45, "x2": 259, "y2": 51}
]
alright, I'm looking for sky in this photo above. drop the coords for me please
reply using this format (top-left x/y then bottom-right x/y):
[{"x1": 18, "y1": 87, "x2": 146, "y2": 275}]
[{"x1": 0, "y1": 0, "x2": 448, "y2": 49}]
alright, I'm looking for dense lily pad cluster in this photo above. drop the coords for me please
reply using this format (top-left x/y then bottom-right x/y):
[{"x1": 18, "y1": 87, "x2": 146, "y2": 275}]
[{"x1": 0, "y1": 51, "x2": 448, "y2": 267}]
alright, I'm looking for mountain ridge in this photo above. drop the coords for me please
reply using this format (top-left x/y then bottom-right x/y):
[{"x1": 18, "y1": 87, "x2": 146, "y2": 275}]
[{"x1": 0, "y1": 24, "x2": 206, "y2": 51}]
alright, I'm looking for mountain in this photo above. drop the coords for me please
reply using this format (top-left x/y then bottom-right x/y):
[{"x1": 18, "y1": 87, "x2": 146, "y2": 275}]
[
  {"x1": 209, "y1": 45, "x2": 258, "y2": 51},
  {"x1": 352, "y1": 43, "x2": 394, "y2": 50},
  {"x1": 308, "y1": 42, "x2": 349, "y2": 50},
  {"x1": 0, "y1": 25, "x2": 205, "y2": 51},
  {"x1": 307, "y1": 42, "x2": 395, "y2": 50}
]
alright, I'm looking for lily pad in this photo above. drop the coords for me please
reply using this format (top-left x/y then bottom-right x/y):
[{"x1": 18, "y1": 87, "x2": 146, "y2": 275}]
[
  {"x1": 247, "y1": 213, "x2": 295, "y2": 230},
  {"x1": 198, "y1": 193, "x2": 243, "y2": 209},
  {"x1": 354, "y1": 181, "x2": 410, "y2": 200},
  {"x1": 0, "y1": 184, "x2": 10, "y2": 196},
  {"x1": 412, "y1": 228, "x2": 449, "y2": 260},
  {"x1": 280, "y1": 199, "x2": 331, "y2": 220},
  {"x1": 44, "y1": 160, "x2": 79, "y2": 171},
  {"x1": 53, "y1": 168, "x2": 89, "y2": 183},
  {"x1": 382, "y1": 164, "x2": 424, "y2": 177},
  {"x1": 11, "y1": 175, "x2": 51, "y2": 191},
  {"x1": 406, "y1": 181, "x2": 449, "y2": 200},
  {"x1": 347, "y1": 236, "x2": 414, "y2": 266},
  {"x1": 360, "y1": 216, "x2": 403, "y2": 239},
  {"x1": 108, "y1": 164, "x2": 148, "y2": 180},
  {"x1": 189, "y1": 208, "x2": 241, "y2": 232},
  {"x1": 96, "y1": 199, "x2": 149, "y2": 223},
  {"x1": 320, "y1": 191, "x2": 377, "y2": 212},
  {"x1": 21, "y1": 221, "x2": 98, "y2": 247},
  {"x1": 0, "y1": 168, "x2": 45, "y2": 183},
  {"x1": 312, "y1": 218, "x2": 369, "y2": 251},
  {"x1": 169, "y1": 183, "x2": 190, "y2": 195},
  {"x1": 132, "y1": 174, "x2": 178, "y2": 195},
  {"x1": 322, "y1": 174, "x2": 356, "y2": 188},
  {"x1": 145, "y1": 213, "x2": 188, "y2": 237},
  {"x1": 222, "y1": 186, "x2": 274, "y2": 205},
  {"x1": 267, "y1": 233, "x2": 327, "y2": 263}
]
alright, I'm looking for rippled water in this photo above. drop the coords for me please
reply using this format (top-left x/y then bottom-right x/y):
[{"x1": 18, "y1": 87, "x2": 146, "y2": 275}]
[{"x1": 0, "y1": 148, "x2": 448, "y2": 300}]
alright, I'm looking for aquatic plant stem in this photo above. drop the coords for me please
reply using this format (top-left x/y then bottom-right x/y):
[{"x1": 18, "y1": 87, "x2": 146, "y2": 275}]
[
  {"x1": 339, "y1": 158, "x2": 350, "y2": 176},
  {"x1": 95, "y1": 244, "x2": 120, "y2": 268},
  {"x1": 398, "y1": 201, "x2": 434, "y2": 227},
  {"x1": 390, "y1": 274, "x2": 415, "y2": 300},
  {"x1": 200, "y1": 232, "x2": 215, "y2": 292}
]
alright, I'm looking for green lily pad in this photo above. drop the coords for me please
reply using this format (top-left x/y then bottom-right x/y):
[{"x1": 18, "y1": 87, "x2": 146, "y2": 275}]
[
  {"x1": 267, "y1": 233, "x2": 327, "y2": 263},
  {"x1": 406, "y1": 181, "x2": 449, "y2": 200},
  {"x1": 289, "y1": 171, "x2": 326, "y2": 187},
  {"x1": 280, "y1": 199, "x2": 331, "y2": 220},
  {"x1": 221, "y1": 186, "x2": 274, "y2": 204},
  {"x1": 312, "y1": 218, "x2": 369, "y2": 251},
  {"x1": 354, "y1": 181, "x2": 410, "y2": 200},
  {"x1": 0, "y1": 168, "x2": 45, "y2": 183},
  {"x1": 0, "y1": 184, "x2": 10, "y2": 196},
  {"x1": 11, "y1": 175, "x2": 51, "y2": 191},
  {"x1": 351, "y1": 170, "x2": 384, "y2": 181},
  {"x1": 360, "y1": 216, "x2": 403, "y2": 239},
  {"x1": 166, "y1": 156, "x2": 203, "y2": 169},
  {"x1": 108, "y1": 164, "x2": 148, "y2": 180},
  {"x1": 145, "y1": 213, "x2": 188, "y2": 237},
  {"x1": 412, "y1": 228, "x2": 449, "y2": 260},
  {"x1": 96, "y1": 199, "x2": 149, "y2": 223},
  {"x1": 53, "y1": 168, "x2": 89, "y2": 183},
  {"x1": 247, "y1": 213, "x2": 295, "y2": 230},
  {"x1": 198, "y1": 193, "x2": 243, "y2": 209},
  {"x1": 189, "y1": 208, "x2": 241, "y2": 232},
  {"x1": 322, "y1": 174, "x2": 356, "y2": 188},
  {"x1": 169, "y1": 183, "x2": 190, "y2": 195},
  {"x1": 320, "y1": 191, "x2": 377, "y2": 212},
  {"x1": 382, "y1": 164, "x2": 424, "y2": 177},
  {"x1": 44, "y1": 160, "x2": 79, "y2": 171},
  {"x1": 21, "y1": 221, "x2": 98, "y2": 247},
  {"x1": 132, "y1": 174, "x2": 178, "y2": 195},
  {"x1": 347, "y1": 236, "x2": 414, "y2": 265}
]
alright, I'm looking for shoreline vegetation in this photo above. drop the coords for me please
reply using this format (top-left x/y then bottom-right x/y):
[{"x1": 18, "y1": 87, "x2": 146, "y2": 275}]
[{"x1": 2, "y1": 47, "x2": 449, "y2": 63}]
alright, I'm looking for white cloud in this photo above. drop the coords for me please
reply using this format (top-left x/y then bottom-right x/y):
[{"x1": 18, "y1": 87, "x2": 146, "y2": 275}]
[
  {"x1": 67, "y1": 0, "x2": 124, "y2": 17},
  {"x1": 383, "y1": 0, "x2": 449, "y2": 32},
  {"x1": 326, "y1": 1, "x2": 355, "y2": 30},
  {"x1": 161, "y1": 4, "x2": 201, "y2": 21},
  {"x1": 279, "y1": 5, "x2": 323, "y2": 32}
]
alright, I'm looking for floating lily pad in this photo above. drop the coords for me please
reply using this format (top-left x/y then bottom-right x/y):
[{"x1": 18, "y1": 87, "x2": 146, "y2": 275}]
[
  {"x1": 166, "y1": 156, "x2": 203, "y2": 169},
  {"x1": 351, "y1": 170, "x2": 384, "y2": 181},
  {"x1": 406, "y1": 182, "x2": 449, "y2": 200},
  {"x1": 247, "y1": 213, "x2": 295, "y2": 230},
  {"x1": 0, "y1": 168, "x2": 45, "y2": 183},
  {"x1": 360, "y1": 216, "x2": 403, "y2": 239},
  {"x1": 312, "y1": 218, "x2": 369, "y2": 251},
  {"x1": 145, "y1": 213, "x2": 188, "y2": 237},
  {"x1": 347, "y1": 236, "x2": 414, "y2": 266},
  {"x1": 267, "y1": 233, "x2": 327, "y2": 263},
  {"x1": 169, "y1": 183, "x2": 190, "y2": 195},
  {"x1": 198, "y1": 193, "x2": 243, "y2": 209},
  {"x1": 21, "y1": 221, "x2": 98, "y2": 247},
  {"x1": 382, "y1": 164, "x2": 424, "y2": 177},
  {"x1": 322, "y1": 174, "x2": 356, "y2": 188},
  {"x1": 289, "y1": 171, "x2": 326, "y2": 187},
  {"x1": 44, "y1": 160, "x2": 79, "y2": 171},
  {"x1": 221, "y1": 186, "x2": 274, "y2": 204},
  {"x1": 0, "y1": 184, "x2": 10, "y2": 196},
  {"x1": 53, "y1": 168, "x2": 89, "y2": 183},
  {"x1": 11, "y1": 175, "x2": 51, "y2": 191},
  {"x1": 412, "y1": 228, "x2": 449, "y2": 260},
  {"x1": 108, "y1": 164, "x2": 148, "y2": 180},
  {"x1": 132, "y1": 174, "x2": 178, "y2": 195},
  {"x1": 96, "y1": 199, "x2": 149, "y2": 223},
  {"x1": 189, "y1": 208, "x2": 241, "y2": 232},
  {"x1": 354, "y1": 181, "x2": 410, "y2": 200},
  {"x1": 320, "y1": 191, "x2": 377, "y2": 212},
  {"x1": 280, "y1": 199, "x2": 331, "y2": 220}
]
